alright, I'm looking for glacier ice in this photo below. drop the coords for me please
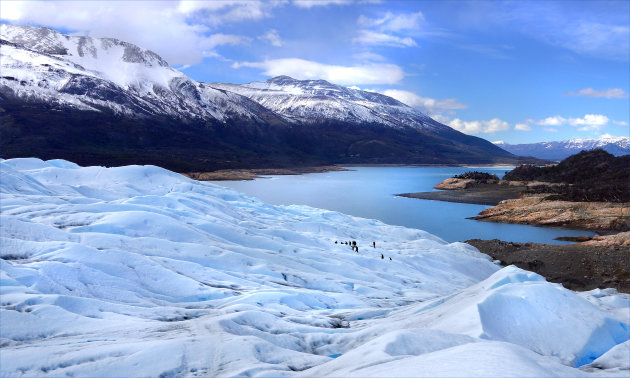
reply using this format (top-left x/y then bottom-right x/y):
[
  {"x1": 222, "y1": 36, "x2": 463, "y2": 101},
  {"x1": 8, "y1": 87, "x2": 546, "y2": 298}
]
[{"x1": 1, "y1": 158, "x2": 628, "y2": 376}]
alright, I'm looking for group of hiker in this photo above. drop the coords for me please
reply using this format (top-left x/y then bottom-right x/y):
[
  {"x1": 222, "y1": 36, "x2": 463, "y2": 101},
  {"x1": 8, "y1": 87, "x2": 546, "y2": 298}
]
[{"x1": 334, "y1": 240, "x2": 392, "y2": 260}]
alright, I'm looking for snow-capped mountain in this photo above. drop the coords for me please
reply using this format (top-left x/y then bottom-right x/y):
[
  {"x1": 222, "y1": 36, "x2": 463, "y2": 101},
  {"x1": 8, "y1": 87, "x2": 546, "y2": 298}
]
[
  {"x1": 1, "y1": 158, "x2": 628, "y2": 376},
  {"x1": 1, "y1": 23, "x2": 522, "y2": 170},
  {"x1": 211, "y1": 76, "x2": 452, "y2": 134},
  {"x1": 0, "y1": 24, "x2": 280, "y2": 123},
  {"x1": 495, "y1": 137, "x2": 630, "y2": 161}
]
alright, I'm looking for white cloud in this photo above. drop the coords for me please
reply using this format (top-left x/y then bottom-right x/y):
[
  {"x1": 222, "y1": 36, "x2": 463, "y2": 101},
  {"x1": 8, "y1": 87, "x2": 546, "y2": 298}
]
[
  {"x1": 536, "y1": 116, "x2": 566, "y2": 126},
  {"x1": 354, "y1": 11, "x2": 425, "y2": 49},
  {"x1": 352, "y1": 51, "x2": 387, "y2": 62},
  {"x1": 613, "y1": 120, "x2": 629, "y2": 126},
  {"x1": 292, "y1": 0, "x2": 350, "y2": 8},
  {"x1": 599, "y1": 133, "x2": 625, "y2": 139},
  {"x1": 527, "y1": 114, "x2": 611, "y2": 131},
  {"x1": 565, "y1": 88, "x2": 629, "y2": 99},
  {"x1": 205, "y1": 33, "x2": 250, "y2": 48},
  {"x1": 353, "y1": 30, "x2": 417, "y2": 47},
  {"x1": 380, "y1": 89, "x2": 467, "y2": 116},
  {"x1": 292, "y1": 0, "x2": 351, "y2": 8},
  {"x1": 232, "y1": 58, "x2": 404, "y2": 85},
  {"x1": 448, "y1": 118, "x2": 510, "y2": 134},
  {"x1": 358, "y1": 11, "x2": 424, "y2": 32},
  {"x1": 258, "y1": 29, "x2": 283, "y2": 47},
  {"x1": 568, "y1": 114, "x2": 610, "y2": 131},
  {"x1": 514, "y1": 123, "x2": 532, "y2": 131},
  {"x1": 544, "y1": 128, "x2": 559, "y2": 132},
  {"x1": 0, "y1": 1, "x2": 278, "y2": 66},
  {"x1": 559, "y1": 22, "x2": 629, "y2": 62},
  {"x1": 476, "y1": 3, "x2": 630, "y2": 61}
]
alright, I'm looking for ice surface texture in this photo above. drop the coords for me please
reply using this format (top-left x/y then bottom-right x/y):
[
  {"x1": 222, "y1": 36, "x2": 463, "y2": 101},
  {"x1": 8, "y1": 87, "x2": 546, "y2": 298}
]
[{"x1": 1, "y1": 158, "x2": 628, "y2": 376}]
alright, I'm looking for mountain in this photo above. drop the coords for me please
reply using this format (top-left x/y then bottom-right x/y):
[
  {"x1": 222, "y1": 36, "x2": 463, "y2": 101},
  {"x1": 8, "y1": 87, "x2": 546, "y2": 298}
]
[
  {"x1": 1, "y1": 24, "x2": 524, "y2": 171},
  {"x1": 494, "y1": 137, "x2": 630, "y2": 161},
  {"x1": 210, "y1": 76, "x2": 449, "y2": 133},
  {"x1": 1, "y1": 157, "x2": 628, "y2": 376},
  {"x1": 0, "y1": 24, "x2": 277, "y2": 123}
]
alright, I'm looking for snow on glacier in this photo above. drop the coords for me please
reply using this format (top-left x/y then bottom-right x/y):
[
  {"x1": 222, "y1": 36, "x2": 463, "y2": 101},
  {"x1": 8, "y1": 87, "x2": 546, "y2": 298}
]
[{"x1": 1, "y1": 158, "x2": 628, "y2": 377}]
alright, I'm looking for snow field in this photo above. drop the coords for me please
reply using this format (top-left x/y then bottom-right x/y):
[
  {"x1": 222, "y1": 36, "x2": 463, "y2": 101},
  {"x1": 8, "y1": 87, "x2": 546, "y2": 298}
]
[{"x1": 1, "y1": 158, "x2": 628, "y2": 376}]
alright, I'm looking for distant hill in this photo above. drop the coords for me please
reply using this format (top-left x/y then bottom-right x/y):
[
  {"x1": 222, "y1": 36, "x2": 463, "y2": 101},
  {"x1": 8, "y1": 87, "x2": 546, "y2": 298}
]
[{"x1": 494, "y1": 137, "x2": 630, "y2": 161}]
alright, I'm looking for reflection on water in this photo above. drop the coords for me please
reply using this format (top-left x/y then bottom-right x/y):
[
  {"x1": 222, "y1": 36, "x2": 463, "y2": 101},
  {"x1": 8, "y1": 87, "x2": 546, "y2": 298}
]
[{"x1": 212, "y1": 166, "x2": 593, "y2": 244}]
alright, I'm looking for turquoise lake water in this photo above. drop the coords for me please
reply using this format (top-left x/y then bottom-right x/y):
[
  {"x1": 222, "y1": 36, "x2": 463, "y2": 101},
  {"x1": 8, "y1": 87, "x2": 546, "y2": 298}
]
[{"x1": 212, "y1": 166, "x2": 594, "y2": 244}]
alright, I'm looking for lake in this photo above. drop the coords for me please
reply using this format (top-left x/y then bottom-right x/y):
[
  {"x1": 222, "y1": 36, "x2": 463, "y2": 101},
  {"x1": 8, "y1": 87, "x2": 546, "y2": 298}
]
[{"x1": 212, "y1": 166, "x2": 594, "y2": 244}]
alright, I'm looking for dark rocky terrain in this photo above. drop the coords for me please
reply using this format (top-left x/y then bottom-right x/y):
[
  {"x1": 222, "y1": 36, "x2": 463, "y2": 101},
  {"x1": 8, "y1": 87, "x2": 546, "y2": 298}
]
[
  {"x1": 467, "y1": 239, "x2": 629, "y2": 293},
  {"x1": 504, "y1": 149, "x2": 630, "y2": 203}
]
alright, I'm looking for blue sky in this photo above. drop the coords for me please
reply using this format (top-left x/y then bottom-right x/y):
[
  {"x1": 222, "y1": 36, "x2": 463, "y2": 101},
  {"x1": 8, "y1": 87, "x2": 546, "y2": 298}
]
[{"x1": 2, "y1": 0, "x2": 628, "y2": 144}]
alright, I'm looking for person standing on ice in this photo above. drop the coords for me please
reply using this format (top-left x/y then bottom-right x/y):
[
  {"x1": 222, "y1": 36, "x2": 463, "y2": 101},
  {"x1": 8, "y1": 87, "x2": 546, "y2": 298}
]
[
  {"x1": 372, "y1": 241, "x2": 376, "y2": 248},
  {"x1": 381, "y1": 254, "x2": 384, "y2": 259}
]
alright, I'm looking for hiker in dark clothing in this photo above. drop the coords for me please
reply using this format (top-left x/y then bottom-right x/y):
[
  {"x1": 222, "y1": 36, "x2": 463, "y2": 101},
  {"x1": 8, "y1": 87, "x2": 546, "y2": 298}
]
[
  {"x1": 352, "y1": 241, "x2": 356, "y2": 247},
  {"x1": 373, "y1": 241, "x2": 376, "y2": 248},
  {"x1": 335, "y1": 241, "x2": 338, "y2": 244},
  {"x1": 389, "y1": 257, "x2": 392, "y2": 261},
  {"x1": 381, "y1": 254, "x2": 384, "y2": 259}
]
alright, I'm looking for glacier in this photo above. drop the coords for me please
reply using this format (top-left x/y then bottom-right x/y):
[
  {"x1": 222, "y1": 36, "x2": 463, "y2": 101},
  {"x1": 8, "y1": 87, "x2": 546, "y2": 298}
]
[{"x1": 1, "y1": 158, "x2": 629, "y2": 377}]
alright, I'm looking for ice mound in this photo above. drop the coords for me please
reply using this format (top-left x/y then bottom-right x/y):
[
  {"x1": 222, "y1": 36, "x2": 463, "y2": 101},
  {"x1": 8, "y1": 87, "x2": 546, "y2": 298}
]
[
  {"x1": 1, "y1": 159, "x2": 628, "y2": 376},
  {"x1": 582, "y1": 340, "x2": 630, "y2": 373},
  {"x1": 411, "y1": 266, "x2": 629, "y2": 367}
]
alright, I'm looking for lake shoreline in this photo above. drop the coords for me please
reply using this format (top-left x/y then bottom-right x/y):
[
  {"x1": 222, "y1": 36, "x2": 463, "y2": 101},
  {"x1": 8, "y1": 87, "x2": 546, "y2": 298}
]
[
  {"x1": 185, "y1": 165, "x2": 351, "y2": 181},
  {"x1": 397, "y1": 182, "x2": 524, "y2": 206},
  {"x1": 398, "y1": 177, "x2": 629, "y2": 232},
  {"x1": 186, "y1": 163, "x2": 520, "y2": 181},
  {"x1": 466, "y1": 238, "x2": 629, "y2": 293}
]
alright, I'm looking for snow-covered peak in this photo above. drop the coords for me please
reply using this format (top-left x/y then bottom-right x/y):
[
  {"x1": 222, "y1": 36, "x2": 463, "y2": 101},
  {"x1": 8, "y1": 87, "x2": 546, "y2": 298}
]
[
  {"x1": 247, "y1": 75, "x2": 405, "y2": 107},
  {"x1": 210, "y1": 76, "x2": 449, "y2": 132},
  {"x1": 1, "y1": 24, "x2": 284, "y2": 123},
  {"x1": 496, "y1": 136, "x2": 630, "y2": 160},
  {"x1": 1, "y1": 23, "x2": 176, "y2": 90},
  {"x1": 563, "y1": 136, "x2": 630, "y2": 149},
  {"x1": 0, "y1": 24, "x2": 168, "y2": 67}
]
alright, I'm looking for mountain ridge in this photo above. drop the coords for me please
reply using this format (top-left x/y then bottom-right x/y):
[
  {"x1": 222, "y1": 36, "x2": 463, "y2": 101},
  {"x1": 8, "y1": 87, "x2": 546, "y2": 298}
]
[
  {"x1": 494, "y1": 137, "x2": 630, "y2": 160},
  {"x1": 1, "y1": 23, "x2": 528, "y2": 171}
]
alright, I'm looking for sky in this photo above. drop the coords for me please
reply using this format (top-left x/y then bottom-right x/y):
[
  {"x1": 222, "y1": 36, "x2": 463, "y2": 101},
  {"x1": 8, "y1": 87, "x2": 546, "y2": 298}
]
[{"x1": 1, "y1": 0, "x2": 628, "y2": 144}]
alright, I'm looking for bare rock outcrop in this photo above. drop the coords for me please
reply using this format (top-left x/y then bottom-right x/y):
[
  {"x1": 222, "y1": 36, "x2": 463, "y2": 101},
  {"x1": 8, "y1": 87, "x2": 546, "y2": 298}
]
[
  {"x1": 434, "y1": 177, "x2": 475, "y2": 190},
  {"x1": 472, "y1": 194, "x2": 629, "y2": 231},
  {"x1": 580, "y1": 231, "x2": 630, "y2": 247}
]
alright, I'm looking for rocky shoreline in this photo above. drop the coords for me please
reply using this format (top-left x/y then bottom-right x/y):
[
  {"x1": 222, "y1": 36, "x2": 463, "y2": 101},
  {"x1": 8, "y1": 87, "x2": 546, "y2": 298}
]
[
  {"x1": 399, "y1": 177, "x2": 629, "y2": 231},
  {"x1": 466, "y1": 238, "x2": 629, "y2": 293},
  {"x1": 398, "y1": 180, "x2": 525, "y2": 206},
  {"x1": 403, "y1": 173, "x2": 630, "y2": 292},
  {"x1": 185, "y1": 165, "x2": 350, "y2": 181},
  {"x1": 471, "y1": 194, "x2": 629, "y2": 231}
]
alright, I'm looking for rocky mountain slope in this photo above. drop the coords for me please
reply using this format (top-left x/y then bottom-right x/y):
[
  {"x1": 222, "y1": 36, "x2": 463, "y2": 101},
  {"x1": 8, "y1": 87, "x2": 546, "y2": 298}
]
[
  {"x1": 494, "y1": 137, "x2": 630, "y2": 161},
  {"x1": 1, "y1": 24, "x2": 523, "y2": 171}
]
